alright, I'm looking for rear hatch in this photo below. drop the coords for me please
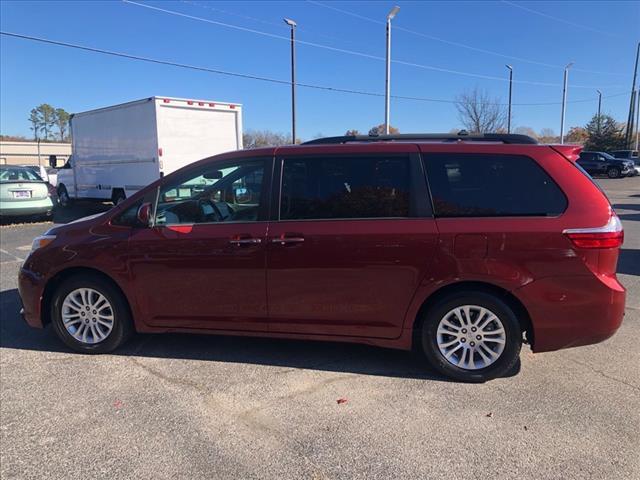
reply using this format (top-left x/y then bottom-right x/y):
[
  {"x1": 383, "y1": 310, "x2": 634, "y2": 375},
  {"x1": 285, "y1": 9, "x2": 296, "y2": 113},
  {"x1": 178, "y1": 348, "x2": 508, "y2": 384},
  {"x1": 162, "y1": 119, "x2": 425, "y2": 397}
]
[{"x1": 0, "y1": 180, "x2": 49, "y2": 203}]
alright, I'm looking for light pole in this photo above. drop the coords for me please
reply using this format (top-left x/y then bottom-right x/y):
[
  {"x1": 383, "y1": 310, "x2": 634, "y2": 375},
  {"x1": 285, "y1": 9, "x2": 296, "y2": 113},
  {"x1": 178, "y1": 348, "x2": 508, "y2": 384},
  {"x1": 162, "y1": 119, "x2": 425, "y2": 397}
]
[
  {"x1": 636, "y1": 88, "x2": 640, "y2": 150},
  {"x1": 625, "y1": 42, "x2": 639, "y2": 148},
  {"x1": 506, "y1": 65, "x2": 513, "y2": 133},
  {"x1": 560, "y1": 62, "x2": 573, "y2": 145},
  {"x1": 284, "y1": 18, "x2": 297, "y2": 144},
  {"x1": 384, "y1": 6, "x2": 400, "y2": 135},
  {"x1": 596, "y1": 89, "x2": 602, "y2": 135}
]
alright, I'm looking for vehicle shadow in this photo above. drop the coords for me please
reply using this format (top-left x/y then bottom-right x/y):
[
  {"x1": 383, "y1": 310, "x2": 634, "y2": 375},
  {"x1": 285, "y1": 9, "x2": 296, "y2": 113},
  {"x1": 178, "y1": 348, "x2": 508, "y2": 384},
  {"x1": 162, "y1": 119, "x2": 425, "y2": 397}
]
[
  {"x1": 613, "y1": 203, "x2": 640, "y2": 212},
  {"x1": 618, "y1": 249, "x2": 640, "y2": 276},
  {"x1": 0, "y1": 288, "x2": 475, "y2": 382},
  {"x1": 52, "y1": 202, "x2": 113, "y2": 224},
  {"x1": 0, "y1": 202, "x2": 112, "y2": 226}
]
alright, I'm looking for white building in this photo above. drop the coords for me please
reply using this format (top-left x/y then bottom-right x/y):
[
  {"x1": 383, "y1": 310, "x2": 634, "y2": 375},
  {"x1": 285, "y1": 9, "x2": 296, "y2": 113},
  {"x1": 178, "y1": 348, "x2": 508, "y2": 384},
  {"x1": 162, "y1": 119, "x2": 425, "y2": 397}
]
[{"x1": 0, "y1": 140, "x2": 71, "y2": 166}]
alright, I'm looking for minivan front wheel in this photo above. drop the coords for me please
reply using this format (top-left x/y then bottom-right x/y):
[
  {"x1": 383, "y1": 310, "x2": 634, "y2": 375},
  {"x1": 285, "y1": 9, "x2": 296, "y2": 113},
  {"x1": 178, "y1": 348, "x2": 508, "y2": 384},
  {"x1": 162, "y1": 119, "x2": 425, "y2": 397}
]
[
  {"x1": 420, "y1": 292, "x2": 522, "y2": 382},
  {"x1": 50, "y1": 274, "x2": 133, "y2": 353}
]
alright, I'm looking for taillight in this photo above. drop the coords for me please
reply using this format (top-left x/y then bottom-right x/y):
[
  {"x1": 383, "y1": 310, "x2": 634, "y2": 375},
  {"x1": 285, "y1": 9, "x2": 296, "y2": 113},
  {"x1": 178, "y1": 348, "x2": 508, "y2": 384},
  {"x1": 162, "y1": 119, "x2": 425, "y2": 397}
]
[
  {"x1": 563, "y1": 214, "x2": 624, "y2": 249},
  {"x1": 47, "y1": 183, "x2": 56, "y2": 198}
]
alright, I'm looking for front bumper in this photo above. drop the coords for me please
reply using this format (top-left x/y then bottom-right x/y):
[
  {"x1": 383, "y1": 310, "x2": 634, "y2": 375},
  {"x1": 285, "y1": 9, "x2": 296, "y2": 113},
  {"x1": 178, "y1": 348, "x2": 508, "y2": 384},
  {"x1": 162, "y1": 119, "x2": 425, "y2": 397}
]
[
  {"x1": 516, "y1": 274, "x2": 625, "y2": 352},
  {"x1": 18, "y1": 266, "x2": 46, "y2": 329}
]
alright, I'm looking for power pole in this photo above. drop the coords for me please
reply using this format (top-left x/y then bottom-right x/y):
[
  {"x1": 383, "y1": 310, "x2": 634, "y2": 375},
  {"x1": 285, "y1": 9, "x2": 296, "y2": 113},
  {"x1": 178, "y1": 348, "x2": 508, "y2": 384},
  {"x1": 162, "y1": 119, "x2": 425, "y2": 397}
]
[
  {"x1": 625, "y1": 90, "x2": 640, "y2": 148},
  {"x1": 506, "y1": 65, "x2": 513, "y2": 133},
  {"x1": 625, "y1": 42, "x2": 639, "y2": 148},
  {"x1": 596, "y1": 90, "x2": 602, "y2": 135},
  {"x1": 284, "y1": 18, "x2": 297, "y2": 144}
]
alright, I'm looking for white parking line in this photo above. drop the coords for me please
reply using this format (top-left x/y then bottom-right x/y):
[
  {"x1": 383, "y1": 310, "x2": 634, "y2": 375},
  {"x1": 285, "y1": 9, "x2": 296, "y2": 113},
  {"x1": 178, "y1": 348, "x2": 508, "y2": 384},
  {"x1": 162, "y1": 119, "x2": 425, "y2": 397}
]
[{"x1": 0, "y1": 248, "x2": 24, "y2": 262}]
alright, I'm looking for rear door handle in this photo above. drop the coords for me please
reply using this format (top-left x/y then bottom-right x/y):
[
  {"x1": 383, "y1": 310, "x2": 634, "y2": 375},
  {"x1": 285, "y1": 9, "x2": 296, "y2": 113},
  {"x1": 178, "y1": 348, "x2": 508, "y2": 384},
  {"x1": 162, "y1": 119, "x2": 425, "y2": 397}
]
[
  {"x1": 271, "y1": 234, "x2": 305, "y2": 245},
  {"x1": 229, "y1": 236, "x2": 262, "y2": 246}
]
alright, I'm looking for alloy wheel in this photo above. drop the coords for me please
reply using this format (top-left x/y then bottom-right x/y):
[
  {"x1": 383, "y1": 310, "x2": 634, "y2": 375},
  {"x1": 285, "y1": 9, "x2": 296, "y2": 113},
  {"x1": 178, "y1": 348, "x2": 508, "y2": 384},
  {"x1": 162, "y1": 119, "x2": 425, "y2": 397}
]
[
  {"x1": 436, "y1": 305, "x2": 506, "y2": 370},
  {"x1": 61, "y1": 288, "x2": 114, "y2": 344}
]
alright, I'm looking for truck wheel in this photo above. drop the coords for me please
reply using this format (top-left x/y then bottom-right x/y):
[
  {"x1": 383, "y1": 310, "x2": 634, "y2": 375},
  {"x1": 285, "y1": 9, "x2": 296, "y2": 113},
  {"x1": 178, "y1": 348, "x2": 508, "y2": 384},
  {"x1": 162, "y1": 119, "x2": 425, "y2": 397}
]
[
  {"x1": 57, "y1": 185, "x2": 72, "y2": 208},
  {"x1": 112, "y1": 190, "x2": 126, "y2": 206},
  {"x1": 607, "y1": 167, "x2": 621, "y2": 178}
]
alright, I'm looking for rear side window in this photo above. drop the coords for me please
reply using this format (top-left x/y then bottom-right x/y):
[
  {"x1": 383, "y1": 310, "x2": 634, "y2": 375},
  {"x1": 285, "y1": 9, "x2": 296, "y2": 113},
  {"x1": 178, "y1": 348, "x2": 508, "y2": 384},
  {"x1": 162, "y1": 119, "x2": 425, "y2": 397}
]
[
  {"x1": 424, "y1": 154, "x2": 567, "y2": 217},
  {"x1": 280, "y1": 156, "x2": 410, "y2": 220}
]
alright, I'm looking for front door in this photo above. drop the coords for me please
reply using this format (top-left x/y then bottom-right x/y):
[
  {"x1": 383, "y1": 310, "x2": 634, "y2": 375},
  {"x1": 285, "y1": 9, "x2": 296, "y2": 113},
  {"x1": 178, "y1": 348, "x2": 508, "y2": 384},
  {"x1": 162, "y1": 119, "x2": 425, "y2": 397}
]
[
  {"x1": 128, "y1": 156, "x2": 271, "y2": 331},
  {"x1": 266, "y1": 147, "x2": 438, "y2": 339}
]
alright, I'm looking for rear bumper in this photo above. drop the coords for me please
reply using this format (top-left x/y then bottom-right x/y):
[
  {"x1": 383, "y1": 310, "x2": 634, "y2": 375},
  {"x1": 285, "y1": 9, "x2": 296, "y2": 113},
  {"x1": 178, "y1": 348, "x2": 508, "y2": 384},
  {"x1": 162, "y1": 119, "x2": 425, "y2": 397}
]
[
  {"x1": 516, "y1": 275, "x2": 625, "y2": 353},
  {"x1": 0, "y1": 202, "x2": 53, "y2": 217},
  {"x1": 18, "y1": 266, "x2": 46, "y2": 329}
]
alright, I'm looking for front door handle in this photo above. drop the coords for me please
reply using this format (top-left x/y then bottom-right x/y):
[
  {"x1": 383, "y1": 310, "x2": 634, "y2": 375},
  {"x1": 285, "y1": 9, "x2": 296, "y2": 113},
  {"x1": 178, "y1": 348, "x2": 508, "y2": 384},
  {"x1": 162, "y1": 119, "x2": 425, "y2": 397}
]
[
  {"x1": 229, "y1": 236, "x2": 262, "y2": 246},
  {"x1": 271, "y1": 234, "x2": 305, "y2": 245}
]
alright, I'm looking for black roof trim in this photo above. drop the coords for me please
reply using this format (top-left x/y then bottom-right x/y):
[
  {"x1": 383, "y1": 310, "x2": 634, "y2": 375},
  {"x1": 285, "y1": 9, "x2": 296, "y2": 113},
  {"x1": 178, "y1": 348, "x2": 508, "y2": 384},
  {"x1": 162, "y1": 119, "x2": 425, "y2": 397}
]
[{"x1": 302, "y1": 132, "x2": 538, "y2": 145}]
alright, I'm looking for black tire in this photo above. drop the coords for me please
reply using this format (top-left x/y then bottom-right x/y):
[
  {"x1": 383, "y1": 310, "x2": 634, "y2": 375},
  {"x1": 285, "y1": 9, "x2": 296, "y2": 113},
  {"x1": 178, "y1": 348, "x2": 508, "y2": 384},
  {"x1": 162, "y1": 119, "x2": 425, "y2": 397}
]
[
  {"x1": 57, "y1": 185, "x2": 72, "y2": 208},
  {"x1": 607, "y1": 167, "x2": 621, "y2": 179},
  {"x1": 419, "y1": 291, "x2": 522, "y2": 383},
  {"x1": 112, "y1": 190, "x2": 126, "y2": 206},
  {"x1": 50, "y1": 273, "x2": 133, "y2": 353}
]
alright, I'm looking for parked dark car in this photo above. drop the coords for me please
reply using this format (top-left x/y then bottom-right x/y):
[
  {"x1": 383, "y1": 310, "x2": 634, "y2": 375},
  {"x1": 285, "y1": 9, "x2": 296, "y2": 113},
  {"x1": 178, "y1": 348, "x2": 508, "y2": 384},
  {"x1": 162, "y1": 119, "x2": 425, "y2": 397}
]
[
  {"x1": 18, "y1": 133, "x2": 626, "y2": 382},
  {"x1": 577, "y1": 151, "x2": 635, "y2": 178},
  {"x1": 610, "y1": 150, "x2": 640, "y2": 175}
]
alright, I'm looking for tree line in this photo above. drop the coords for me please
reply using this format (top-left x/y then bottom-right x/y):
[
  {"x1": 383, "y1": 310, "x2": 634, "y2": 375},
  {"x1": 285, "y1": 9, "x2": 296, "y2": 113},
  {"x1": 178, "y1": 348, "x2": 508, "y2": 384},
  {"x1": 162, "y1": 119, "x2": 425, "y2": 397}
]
[
  {"x1": 4, "y1": 96, "x2": 631, "y2": 152},
  {"x1": 28, "y1": 104, "x2": 70, "y2": 142}
]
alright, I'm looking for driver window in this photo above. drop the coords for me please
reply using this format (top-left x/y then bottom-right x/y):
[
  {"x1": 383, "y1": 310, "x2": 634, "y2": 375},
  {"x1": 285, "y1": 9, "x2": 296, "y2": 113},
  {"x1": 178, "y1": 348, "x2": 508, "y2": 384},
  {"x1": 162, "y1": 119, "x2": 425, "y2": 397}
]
[{"x1": 154, "y1": 159, "x2": 265, "y2": 225}]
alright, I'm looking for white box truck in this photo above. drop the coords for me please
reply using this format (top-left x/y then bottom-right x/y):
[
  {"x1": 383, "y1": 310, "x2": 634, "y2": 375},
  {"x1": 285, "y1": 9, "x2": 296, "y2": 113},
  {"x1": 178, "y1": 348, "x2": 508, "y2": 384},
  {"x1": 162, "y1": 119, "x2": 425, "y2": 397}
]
[{"x1": 55, "y1": 96, "x2": 243, "y2": 206}]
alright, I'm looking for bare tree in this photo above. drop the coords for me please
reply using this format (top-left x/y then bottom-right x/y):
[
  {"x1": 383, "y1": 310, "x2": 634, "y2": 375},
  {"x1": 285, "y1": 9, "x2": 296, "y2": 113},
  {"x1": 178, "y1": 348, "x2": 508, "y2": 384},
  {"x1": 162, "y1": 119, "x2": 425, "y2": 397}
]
[
  {"x1": 242, "y1": 129, "x2": 292, "y2": 149},
  {"x1": 455, "y1": 88, "x2": 507, "y2": 133},
  {"x1": 538, "y1": 128, "x2": 559, "y2": 144},
  {"x1": 513, "y1": 126, "x2": 538, "y2": 139}
]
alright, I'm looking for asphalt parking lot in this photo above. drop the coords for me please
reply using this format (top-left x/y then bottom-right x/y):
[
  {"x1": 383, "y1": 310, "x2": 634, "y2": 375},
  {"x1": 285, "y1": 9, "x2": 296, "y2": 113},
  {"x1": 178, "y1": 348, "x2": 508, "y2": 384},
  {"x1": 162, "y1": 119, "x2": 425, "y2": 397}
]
[{"x1": 1, "y1": 178, "x2": 639, "y2": 480}]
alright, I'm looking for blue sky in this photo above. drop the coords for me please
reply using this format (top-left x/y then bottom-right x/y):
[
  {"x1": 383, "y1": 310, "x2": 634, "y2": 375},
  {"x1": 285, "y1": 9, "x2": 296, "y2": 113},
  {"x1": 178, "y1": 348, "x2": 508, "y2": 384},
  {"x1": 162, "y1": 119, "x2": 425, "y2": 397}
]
[{"x1": 1, "y1": 0, "x2": 638, "y2": 141}]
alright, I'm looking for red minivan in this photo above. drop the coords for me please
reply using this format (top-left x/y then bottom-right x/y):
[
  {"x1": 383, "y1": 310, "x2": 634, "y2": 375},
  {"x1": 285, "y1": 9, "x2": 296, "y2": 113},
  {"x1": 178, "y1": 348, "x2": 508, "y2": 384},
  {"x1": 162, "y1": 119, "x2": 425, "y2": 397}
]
[{"x1": 18, "y1": 133, "x2": 626, "y2": 382}]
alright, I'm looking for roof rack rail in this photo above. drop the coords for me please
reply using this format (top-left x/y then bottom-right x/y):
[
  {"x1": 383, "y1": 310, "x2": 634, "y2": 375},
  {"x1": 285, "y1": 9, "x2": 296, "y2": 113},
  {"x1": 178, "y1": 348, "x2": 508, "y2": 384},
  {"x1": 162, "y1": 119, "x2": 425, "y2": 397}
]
[{"x1": 302, "y1": 131, "x2": 538, "y2": 145}]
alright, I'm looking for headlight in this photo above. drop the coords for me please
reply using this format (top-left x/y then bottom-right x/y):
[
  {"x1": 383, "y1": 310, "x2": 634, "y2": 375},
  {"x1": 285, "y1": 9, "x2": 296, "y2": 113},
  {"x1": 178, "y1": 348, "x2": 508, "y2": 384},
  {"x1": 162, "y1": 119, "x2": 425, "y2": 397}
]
[{"x1": 31, "y1": 235, "x2": 56, "y2": 251}]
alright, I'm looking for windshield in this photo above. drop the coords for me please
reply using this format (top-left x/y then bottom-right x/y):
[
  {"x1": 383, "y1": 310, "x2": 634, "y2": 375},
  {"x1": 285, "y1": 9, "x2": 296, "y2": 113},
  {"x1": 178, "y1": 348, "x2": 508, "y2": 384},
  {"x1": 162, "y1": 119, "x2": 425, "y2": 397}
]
[
  {"x1": 0, "y1": 166, "x2": 43, "y2": 182},
  {"x1": 600, "y1": 152, "x2": 616, "y2": 160}
]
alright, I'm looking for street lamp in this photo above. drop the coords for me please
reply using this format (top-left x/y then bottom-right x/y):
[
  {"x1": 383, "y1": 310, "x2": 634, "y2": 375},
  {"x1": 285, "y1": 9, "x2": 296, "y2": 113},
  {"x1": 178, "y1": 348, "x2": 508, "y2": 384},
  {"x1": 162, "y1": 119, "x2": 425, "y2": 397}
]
[
  {"x1": 284, "y1": 18, "x2": 297, "y2": 144},
  {"x1": 384, "y1": 5, "x2": 400, "y2": 135},
  {"x1": 506, "y1": 65, "x2": 513, "y2": 133},
  {"x1": 596, "y1": 89, "x2": 602, "y2": 135},
  {"x1": 560, "y1": 62, "x2": 574, "y2": 144},
  {"x1": 636, "y1": 88, "x2": 640, "y2": 150}
]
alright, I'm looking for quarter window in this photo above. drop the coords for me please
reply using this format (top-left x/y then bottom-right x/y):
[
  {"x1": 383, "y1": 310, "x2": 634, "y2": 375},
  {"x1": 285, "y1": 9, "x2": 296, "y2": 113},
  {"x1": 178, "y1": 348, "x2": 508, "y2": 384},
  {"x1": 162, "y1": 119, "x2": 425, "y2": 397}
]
[
  {"x1": 424, "y1": 154, "x2": 567, "y2": 217},
  {"x1": 280, "y1": 156, "x2": 411, "y2": 220},
  {"x1": 155, "y1": 160, "x2": 265, "y2": 225}
]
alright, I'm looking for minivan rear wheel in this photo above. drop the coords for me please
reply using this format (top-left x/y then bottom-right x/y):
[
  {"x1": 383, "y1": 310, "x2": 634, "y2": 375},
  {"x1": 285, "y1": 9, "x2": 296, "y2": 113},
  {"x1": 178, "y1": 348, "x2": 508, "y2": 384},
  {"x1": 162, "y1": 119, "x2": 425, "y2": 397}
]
[
  {"x1": 420, "y1": 292, "x2": 522, "y2": 382},
  {"x1": 50, "y1": 274, "x2": 133, "y2": 353}
]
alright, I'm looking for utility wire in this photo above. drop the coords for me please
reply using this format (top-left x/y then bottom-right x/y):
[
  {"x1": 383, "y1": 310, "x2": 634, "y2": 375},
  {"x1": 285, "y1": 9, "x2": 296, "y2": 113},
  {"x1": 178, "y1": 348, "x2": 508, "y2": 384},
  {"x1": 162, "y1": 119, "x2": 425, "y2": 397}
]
[
  {"x1": 502, "y1": 0, "x2": 625, "y2": 39},
  {"x1": 0, "y1": 31, "x2": 629, "y2": 107},
  {"x1": 307, "y1": 0, "x2": 626, "y2": 76},
  {"x1": 123, "y1": 0, "x2": 623, "y2": 89},
  {"x1": 180, "y1": 0, "x2": 362, "y2": 47}
]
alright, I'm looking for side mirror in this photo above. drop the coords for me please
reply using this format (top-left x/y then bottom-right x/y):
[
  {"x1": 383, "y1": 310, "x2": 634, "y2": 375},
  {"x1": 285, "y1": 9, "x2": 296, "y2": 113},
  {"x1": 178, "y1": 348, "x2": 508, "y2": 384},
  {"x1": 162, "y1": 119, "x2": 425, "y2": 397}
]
[
  {"x1": 234, "y1": 187, "x2": 251, "y2": 204},
  {"x1": 48, "y1": 155, "x2": 58, "y2": 169},
  {"x1": 136, "y1": 202, "x2": 152, "y2": 226},
  {"x1": 203, "y1": 171, "x2": 223, "y2": 180}
]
